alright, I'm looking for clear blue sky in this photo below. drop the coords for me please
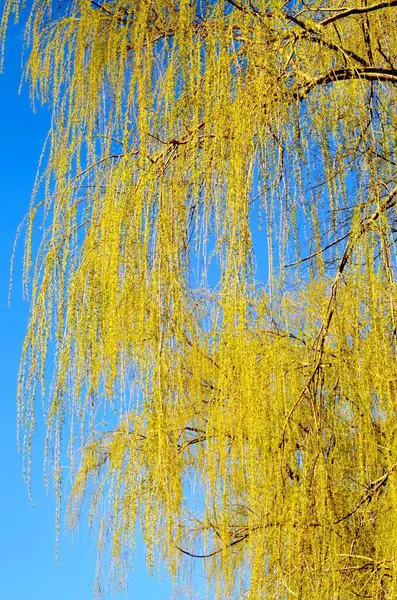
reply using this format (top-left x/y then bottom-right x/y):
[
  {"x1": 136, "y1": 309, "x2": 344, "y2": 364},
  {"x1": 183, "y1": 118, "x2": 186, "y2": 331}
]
[{"x1": 0, "y1": 20, "x2": 173, "y2": 600}]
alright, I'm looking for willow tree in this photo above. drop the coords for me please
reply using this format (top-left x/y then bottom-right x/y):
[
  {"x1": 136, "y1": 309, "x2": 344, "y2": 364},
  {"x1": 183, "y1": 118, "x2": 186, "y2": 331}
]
[{"x1": 2, "y1": 0, "x2": 397, "y2": 597}]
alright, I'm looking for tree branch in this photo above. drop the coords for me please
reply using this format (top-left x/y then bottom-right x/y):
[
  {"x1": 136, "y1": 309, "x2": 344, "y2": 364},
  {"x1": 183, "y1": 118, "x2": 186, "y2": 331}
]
[
  {"x1": 284, "y1": 231, "x2": 350, "y2": 267},
  {"x1": 295, "y1": 67, "x2": 397, "y2": 100},
  {"x1": 320, "y1": 0, "x2": 397, "y2": 26},
  {"x1": 280, "y1": 185, "x2": 397, "y2": 444}
]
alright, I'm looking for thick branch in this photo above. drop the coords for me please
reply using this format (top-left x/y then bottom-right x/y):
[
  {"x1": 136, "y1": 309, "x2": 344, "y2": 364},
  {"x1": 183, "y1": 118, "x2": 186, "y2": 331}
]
[
  {"x1": 320, "y1": 0, "x2": 397, "y2": 26},
  {"x1": 285, "y1": 12, "x2": 368, "y2": 66},
  {"x1": 295, "y1": 67, "x2": 397, "y2": 100}
]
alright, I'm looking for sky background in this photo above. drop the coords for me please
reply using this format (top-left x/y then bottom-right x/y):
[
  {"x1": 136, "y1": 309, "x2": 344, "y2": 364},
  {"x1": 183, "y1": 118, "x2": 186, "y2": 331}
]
[{"x1": 0, "y1": 20, "x2": 173, "y2": 600}]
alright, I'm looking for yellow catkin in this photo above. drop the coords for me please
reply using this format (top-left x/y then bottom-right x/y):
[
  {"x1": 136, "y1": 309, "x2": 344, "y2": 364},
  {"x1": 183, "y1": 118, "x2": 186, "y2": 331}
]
[{"x1": 3, "y1": 0, "x2": 397, "y2": 597}]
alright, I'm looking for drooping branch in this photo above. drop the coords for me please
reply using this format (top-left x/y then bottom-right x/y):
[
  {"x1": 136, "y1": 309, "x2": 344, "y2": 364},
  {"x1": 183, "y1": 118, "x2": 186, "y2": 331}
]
[
  {"x1": 4, "y1": 1, "x2": 397, "y2": 597},
  {"x1": 281, "y1": 184, "x2": 397, "y2": 442}
]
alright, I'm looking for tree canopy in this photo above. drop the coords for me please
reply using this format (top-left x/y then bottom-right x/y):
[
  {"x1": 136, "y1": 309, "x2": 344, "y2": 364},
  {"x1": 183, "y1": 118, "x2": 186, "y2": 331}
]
[{"x1": 2, "y1": 0, "x2": 397, "y2": 597}]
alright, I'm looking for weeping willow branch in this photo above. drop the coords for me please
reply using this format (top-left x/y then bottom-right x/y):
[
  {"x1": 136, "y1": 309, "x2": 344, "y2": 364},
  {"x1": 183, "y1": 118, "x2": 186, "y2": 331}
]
[
  {"x1": 295, "y1": 67, "x2": 397, "y2": 100},
  {"x1": 3, "y1": 0, "x2": 397, "y2": 598},
  {"x1": 320, "y1": 0, "x2": 397, "y2": 26},
  {"x1": 281, "y1": 184, "x2": 397, "y2": 443}
]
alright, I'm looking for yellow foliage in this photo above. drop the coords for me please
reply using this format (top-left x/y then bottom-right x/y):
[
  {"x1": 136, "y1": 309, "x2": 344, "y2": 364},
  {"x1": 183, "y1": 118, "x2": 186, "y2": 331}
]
[{"x1": 3, "y1": 0, "x2": 397, "y2": 597}]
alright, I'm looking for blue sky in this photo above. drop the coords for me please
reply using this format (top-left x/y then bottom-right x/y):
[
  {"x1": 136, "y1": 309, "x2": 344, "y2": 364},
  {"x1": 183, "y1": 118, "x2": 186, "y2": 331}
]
[{"x1": 0, "y1": 21, "x2": 173, "y2": 600}]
